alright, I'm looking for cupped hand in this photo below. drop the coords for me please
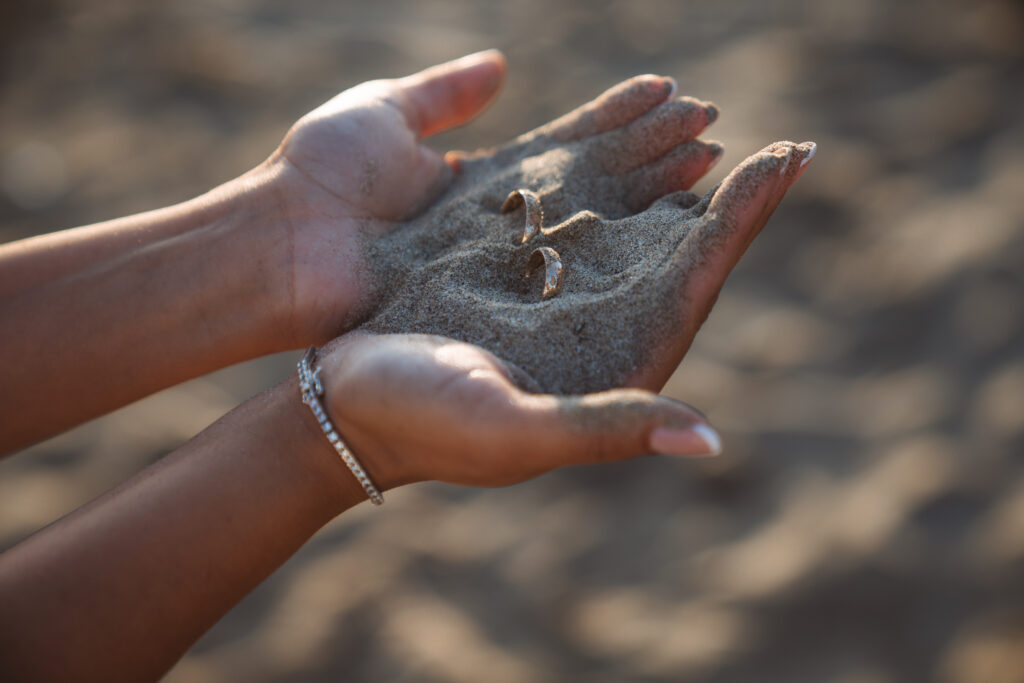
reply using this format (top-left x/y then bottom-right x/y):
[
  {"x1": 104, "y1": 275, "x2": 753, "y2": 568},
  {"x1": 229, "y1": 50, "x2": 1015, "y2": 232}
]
[
  {"x1": 314, "y1": 333, "x2": 721, "y2": 491},
  {"x1": 252, "y1": 50, "x2": 507, "y2": 347},
  {"x1": 250, "y1": 51, "x2": 812, "y2": 401},
  {"x1": 359, "y1": 74, "x2": 816, "y2": 394}
]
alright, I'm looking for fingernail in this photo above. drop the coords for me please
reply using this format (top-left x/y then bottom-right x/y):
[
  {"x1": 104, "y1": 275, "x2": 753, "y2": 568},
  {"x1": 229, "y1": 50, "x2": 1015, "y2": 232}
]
[
  {"x1": 707, "y1": 140, "x2": 725, "y2": 164},
  {"x1": 664, "y1": 77, "x2": 678, "y2": 99},
  {"x1": 704, "y1": 102, "x2": 719, "y2": 125},
  {"x1": 798, "y1": 141, "x2": 817, "y2": 167},
  {"x1": 444, "y1": 150, "x2": 463, "y2": 173},
  {"x1": 649, "y1": 424, "x2": 722, "y2": 458},
  {"x1": 463, "y1": 48, "x2": 503, "y2": 63}
]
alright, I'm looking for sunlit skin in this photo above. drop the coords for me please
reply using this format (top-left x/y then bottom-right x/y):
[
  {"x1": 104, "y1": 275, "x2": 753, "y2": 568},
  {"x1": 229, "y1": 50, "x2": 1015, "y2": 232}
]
[
  {"x1": 0, "y1": 50, "x2": 811, "y2": 681},
  {"x1": 0, "y1": 51, "x2": 511, "y2": 454}
]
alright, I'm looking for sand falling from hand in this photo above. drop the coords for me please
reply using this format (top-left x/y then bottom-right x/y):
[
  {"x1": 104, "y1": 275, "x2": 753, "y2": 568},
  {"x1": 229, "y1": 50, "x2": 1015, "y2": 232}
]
[{"x1": 359, "y1": 105, "x2": 813, "y2": 394}]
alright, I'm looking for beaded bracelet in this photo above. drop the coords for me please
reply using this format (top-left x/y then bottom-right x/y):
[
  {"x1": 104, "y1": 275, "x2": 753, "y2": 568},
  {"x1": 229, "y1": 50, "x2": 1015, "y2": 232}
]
[{"x1": 297, "y1": 346, "x2": 384, "y2": 506}]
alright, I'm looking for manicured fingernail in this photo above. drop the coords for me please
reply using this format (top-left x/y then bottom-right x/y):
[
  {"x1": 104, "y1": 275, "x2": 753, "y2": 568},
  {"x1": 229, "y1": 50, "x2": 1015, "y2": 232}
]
[
  {"x1": 444, "y1": 150, "x2": 463, "y2": 173},
  {"x1": 707, "y1": 140, "x2": 725, "y2": 164},
  {"x1": 704, "y1": 102, "x2": 719, "y2": 125},
  {"x1": 664, "y1": 77, "x2": 678, "y2": 99},
  {"x1": 462, "y1": 48, "x2": 503, "y2": 63},
  {"x1": 799, "y1": 141, "x2": 817, "y2": 167},
  {"x1": 649, "y1": 424, "x2": 722, "y2": 458}
]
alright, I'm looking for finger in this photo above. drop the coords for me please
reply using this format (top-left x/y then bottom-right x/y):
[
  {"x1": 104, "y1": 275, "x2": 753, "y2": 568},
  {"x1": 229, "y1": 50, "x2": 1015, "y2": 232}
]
[
  {"x1": 538, "y1": 75, "x2": 677, "y2": 142},
  {"x1": 680, "y1": 141, "x2": 816, "y2": 313},
  {"x1": 691, "y1": 140, "x2": 817, "y2": 269},
  {"x1": 393, "y1": 144, "x2": 454, "y2": 219},
  {"x1": 510, "y1": 390, "x2": 721, "y2": 473},
  {"x1": 623, "y1": 142, "x2": 816, "y2": 392},
  {"x1": 396, "y1": 49, "x2": 507, "y2": 138},
  {"x1": 623, "y1": 139, "x2": 724, "y2": 212},
  {"x1": 601, "y1": 97, "x2": 719, "y2": 173}
]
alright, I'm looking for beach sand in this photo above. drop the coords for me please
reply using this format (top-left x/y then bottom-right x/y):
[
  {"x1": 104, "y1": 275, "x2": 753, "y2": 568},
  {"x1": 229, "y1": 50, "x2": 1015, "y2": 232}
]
[
  {"x1": 3, "y1": 1, "x2": 1024, "y2": 681},
  {"x1": 362, "y1": 85, "x2": 814, "y2": 393}
]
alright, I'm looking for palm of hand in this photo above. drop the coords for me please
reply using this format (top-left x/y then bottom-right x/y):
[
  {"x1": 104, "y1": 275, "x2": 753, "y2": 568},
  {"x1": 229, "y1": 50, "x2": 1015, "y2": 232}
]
[
  {"x1": 320, "y1": 333, "x2": 543, "y2": 487},
  {"x1": 268, "y1": 79, "x2": 460, "y2": 344},
  {"x1": 319, "y1": 332, "x2": 710, "y2": 488},
  {"x1": 280, "y1": 81, "x2": 450, "y2": 222},
  {"x1": 359, "y1": 77, "x2": 815, "y2": 394}
]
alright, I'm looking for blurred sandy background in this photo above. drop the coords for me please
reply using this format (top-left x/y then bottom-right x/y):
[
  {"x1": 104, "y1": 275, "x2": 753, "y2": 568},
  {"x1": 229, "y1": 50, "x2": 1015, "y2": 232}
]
[{"x1": 2, "y1": 0, "x2": 1024, "y2": 681}]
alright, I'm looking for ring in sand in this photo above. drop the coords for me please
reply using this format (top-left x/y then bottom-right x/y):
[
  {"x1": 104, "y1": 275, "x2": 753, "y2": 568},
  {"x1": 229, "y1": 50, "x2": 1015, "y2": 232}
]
[{"x1": 525, "y1": 246, "x2": 563, "y2": 301}]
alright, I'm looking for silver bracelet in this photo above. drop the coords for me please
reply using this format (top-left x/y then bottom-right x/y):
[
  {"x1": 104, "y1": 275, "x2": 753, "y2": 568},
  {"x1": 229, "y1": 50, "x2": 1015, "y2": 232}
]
[{"x1": 297, "y1": 346, "x2": 384, "y2": 506}]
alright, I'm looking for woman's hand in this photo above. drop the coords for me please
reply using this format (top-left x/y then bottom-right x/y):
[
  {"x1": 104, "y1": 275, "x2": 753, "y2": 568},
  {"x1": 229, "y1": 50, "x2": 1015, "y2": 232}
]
[
  {"x1": 0, "y1": 51, "x2": 721, "y2": 453},
  {"x1": 312, "y1": 333, "x2": 721, "y2": 493},
  {"x1": 336, "y1": 69, "x2": 813, "y2": 395},
  {"x1": 249, "y1": 50, "x2": 507, "y2": 347}
]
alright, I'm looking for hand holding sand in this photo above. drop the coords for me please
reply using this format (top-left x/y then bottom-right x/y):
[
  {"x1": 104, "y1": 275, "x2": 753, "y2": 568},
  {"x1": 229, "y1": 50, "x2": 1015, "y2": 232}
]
[
  {"x1": 311, "y1": 332, "x2": 721, "y2": 491},
  {"x1": 0, "y1": 51, "x2": 510, "y2": 453},
  {"x1": 361, "y1": 77, "x2": 816, "y2": 393},
  {"x1": 0, "y1": 51, "x2": 815, "y2": 682},
  {"x1": 257, "y1": 50, "x2": 506, "y2": 346}
]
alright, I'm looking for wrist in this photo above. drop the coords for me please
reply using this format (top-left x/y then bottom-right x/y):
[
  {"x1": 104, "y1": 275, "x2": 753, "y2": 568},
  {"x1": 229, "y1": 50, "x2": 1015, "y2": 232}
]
[
  {"x1": 240, "y1": 156, "x2": 377, "y2": 349},
  {"x1": 189, "y1": 167, "x2": 299, "y2": 354},
  {"x1": 271, "y1": 373, "x2": 375, "y2": 516},
  {"x1": 303, "y1": 338, "x2": 420, "y2": 495}
]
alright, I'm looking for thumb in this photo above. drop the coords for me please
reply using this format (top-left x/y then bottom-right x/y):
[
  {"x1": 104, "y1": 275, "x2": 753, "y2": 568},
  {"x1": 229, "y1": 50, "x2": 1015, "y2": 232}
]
[
  {"x1": 516, "y1": 389, "x2": 722, "y2": 470},
  {"x1": 395, "y1": 49, "x2": 506, "y2": 138}
]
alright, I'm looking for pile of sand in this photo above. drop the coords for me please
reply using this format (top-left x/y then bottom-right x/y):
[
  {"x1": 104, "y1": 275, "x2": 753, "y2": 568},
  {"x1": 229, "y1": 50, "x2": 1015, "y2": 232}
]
[{"x1": 360, "y1": 91, "x2": 812, "y2": 393}]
